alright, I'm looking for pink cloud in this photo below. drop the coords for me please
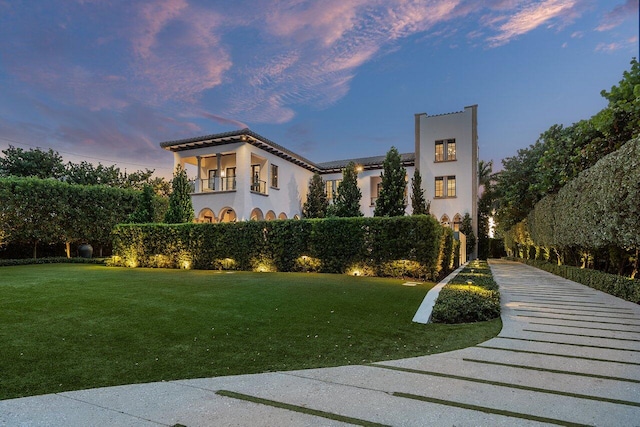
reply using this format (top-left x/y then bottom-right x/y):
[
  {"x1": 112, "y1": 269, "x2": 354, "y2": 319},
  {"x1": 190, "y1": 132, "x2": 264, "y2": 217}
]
[
  {"x1": 596, "y1": 0, "x2": 638, "y2": 31},
  {"x1": 486, "y1": 0, "x2": 583, "y2": 47},
  {"x1": 130, "y1": 1, "x2": 232, "y2": 103},
  {"x1": 199, "y1": 112, "x2": 248, "y2": 129}
]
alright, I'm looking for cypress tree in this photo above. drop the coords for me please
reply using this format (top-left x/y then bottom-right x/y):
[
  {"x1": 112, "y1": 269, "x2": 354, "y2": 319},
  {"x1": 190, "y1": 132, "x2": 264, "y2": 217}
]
[
  {"x1": 164, "y1": 165, "x2": 194, "y2": 223},
  {"x1": 302, "y1": 173, "x2": 329, "y2": 218},
  {"x1": 374, "y1": 146, "x2": 406, "y2": 217},
  {"x1": 410, "y1": 169, "x2": 429, "y2": 215},
  {"x1": 460, "y1": 212, "x2": 476, "y2": 257},
  {"x1": 332, "y1": 162, "x2": 362, "y2": 217}
]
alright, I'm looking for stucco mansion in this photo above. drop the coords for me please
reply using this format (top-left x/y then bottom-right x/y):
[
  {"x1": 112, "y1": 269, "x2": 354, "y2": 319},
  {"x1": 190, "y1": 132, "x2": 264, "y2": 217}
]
[{"x1": 160, "y1": 105, "x2": 478, "y2": 249}]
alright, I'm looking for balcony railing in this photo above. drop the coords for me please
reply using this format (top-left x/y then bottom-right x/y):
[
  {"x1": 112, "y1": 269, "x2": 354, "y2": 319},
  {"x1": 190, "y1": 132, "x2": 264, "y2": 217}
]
[
  {"x1": 251, "y1": 179, "x2": 267, "y2": 194},
  {"x1": 370, "y1": 196, "x2": 378, "y2": 206},
  {"x1": 197, "y1": 177, "x2": 237, "y2": 193}
]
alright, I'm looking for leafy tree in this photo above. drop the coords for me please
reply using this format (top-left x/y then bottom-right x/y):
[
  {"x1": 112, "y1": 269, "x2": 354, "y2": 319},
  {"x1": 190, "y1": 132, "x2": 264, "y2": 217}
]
[
  {"x1": 493, "y1": 141, "x2": 546, "y2": 231},
  {"x1": 410, "y1": 169, "x2": 429, "y2": 215},
  {"x1": 302, "y1": 173, "x2": 329, "y2": 218},
  {"x1": 374, "y1": 146, "x2": 407, "y2": 217},
  {"x1": 164, "y1": 165, "x2": 194, "y2": 223},
  {"x1": 331, "y1": 162, "x2": 362, "y2": 217},
  {"x1": 0, "y1": 145, "x2": 65, "y2": 179},
  {"x1": 477, "y1": 160, "x2": 495, "y2": 260},
  {"x1": 64, "y1": 161, "x2": 121, "y2": 186},
  {"x1": 460, "y1": 213, "x2": 476, "y2": 258},
  {"x1": 128, "y1": 184, "x2": 156, "y2": 223},
  {"x1": 598, "y1": 57, "x2": 640, "y2": 148}
]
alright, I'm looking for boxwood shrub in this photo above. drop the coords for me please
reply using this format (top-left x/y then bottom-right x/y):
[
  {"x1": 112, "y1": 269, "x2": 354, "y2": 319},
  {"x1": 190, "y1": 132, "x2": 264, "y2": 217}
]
[
  {"x1": 431, "y1": 260, "x2": 501, "y2": 323},
  {"x1": 110, "y1": 215, "x2": 451, "y2": 280}
]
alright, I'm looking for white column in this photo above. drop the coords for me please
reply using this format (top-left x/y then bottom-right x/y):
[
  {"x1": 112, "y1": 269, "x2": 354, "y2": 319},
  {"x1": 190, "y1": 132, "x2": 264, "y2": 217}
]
[{"x1": 196, "y1": 156, "x2": 202, "y2": 193}]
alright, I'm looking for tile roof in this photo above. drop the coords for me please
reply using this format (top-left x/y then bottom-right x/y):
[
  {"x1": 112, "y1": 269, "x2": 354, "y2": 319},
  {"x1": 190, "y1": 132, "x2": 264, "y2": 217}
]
[
  {"x1": 159, "y1": 128, "x2": 415, "y2": 173},
  {"x1": 316, "y1": 153, "x2": 415, "y2": 173}
]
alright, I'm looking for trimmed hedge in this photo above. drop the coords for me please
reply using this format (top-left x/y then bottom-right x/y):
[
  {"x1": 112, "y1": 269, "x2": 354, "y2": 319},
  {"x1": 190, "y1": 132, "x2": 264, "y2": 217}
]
[
  {"x1": 431, "y1": 260, "x2": 501, "y2": 323},
  {"x1": 110, "y1": 215, "x2": 452, "y2": 280},
  {"x1": 512, "y1": 258, "x2": 640, "y2": 304},
  {"x1": 0, "y1": 257, "x2": 107, "y2": 267}
]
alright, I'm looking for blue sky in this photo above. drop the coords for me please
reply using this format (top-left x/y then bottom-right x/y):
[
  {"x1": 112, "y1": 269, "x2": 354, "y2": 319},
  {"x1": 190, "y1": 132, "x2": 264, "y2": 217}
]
[{"x1": 0, "y1": 0, "x2": 637, "y2": 178}]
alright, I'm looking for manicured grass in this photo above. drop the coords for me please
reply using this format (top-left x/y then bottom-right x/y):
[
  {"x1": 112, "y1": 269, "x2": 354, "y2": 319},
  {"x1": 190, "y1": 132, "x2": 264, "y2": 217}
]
[{"x1": 0, "y1": 264, "x2": 501, "y2": 400}]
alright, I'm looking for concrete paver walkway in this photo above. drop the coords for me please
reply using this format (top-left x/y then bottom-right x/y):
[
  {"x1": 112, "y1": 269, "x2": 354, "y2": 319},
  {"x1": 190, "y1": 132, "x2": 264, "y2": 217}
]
[{"x1": 2, "y1": 260, "x2": 639, "y2": 426}]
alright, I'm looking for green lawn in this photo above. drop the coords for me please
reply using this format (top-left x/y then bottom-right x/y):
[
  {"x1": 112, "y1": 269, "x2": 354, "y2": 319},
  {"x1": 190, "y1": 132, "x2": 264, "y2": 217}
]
[{"x1": 0, "y1": 264, "x2": 501, "y2": 400}]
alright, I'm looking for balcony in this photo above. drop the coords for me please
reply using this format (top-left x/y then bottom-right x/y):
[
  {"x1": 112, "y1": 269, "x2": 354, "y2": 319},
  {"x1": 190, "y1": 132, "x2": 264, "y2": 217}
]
[
  {"x1": 250, "y1": 179, "x2": 267, "y2": 195},
  {"x1": 196, "y1": 176, "x2": 237, "y2": 193}
]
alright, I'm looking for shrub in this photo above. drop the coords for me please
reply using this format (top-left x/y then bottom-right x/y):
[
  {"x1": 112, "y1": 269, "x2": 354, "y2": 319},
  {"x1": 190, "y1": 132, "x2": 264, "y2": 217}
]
[
  {"x1": 431, "y1": 260, "x2": 501, "y2": 323},
  {"x1": 111, "y1": 216, "x2": 447, "y2": 279}
]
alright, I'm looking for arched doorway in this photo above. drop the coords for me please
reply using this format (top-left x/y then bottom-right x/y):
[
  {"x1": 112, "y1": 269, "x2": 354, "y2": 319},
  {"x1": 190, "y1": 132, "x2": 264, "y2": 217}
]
[
  {"x1": 197, "y1": 208, "x2": 216, "y2": 223},
  {"x1": 219, "y1": 207, "x2": 237, "y2": 223},
  {"x1": 250, "y1": 208, "x2": 264, "y2": 221},
  {"x1": 265, "y1": 210, "x2": 276, "y2": 221},
  {"x1": 440, "y1": 214, "x2": 450, "y2": 228},
  {"x1": 278, "y1": 212, "x2": 287, "y2": 220}
]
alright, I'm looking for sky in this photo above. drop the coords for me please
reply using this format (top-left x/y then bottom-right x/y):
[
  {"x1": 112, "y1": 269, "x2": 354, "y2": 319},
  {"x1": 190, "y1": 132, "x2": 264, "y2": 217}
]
[{"x1": 0, "y1": 0, "x2": 638, "y2": 179}]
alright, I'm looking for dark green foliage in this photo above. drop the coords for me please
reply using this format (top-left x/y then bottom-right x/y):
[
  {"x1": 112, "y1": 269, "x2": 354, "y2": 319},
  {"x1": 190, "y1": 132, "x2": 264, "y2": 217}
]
[
  {"x1": 460, "y1": 213, "x2": 476, "y2": 257},
  {"x1": 111, "y1": 216, "x2": 446, "y2": 280},
  {"x1": 410, "y1": 169, "x2": 429, "y2": 215},
  {"x1": 495, "y1": 59, "x2": 640, "y2": 232},
  {"x1": 302, "y1": 173, "x2": 329, "y2": 218},
  {"x1": 0, "y1": 146, "x2": 169, "y2": 193},
  {"x1": 0, "y1": 177, "x2": 138, "y2": 258},
  {"x1": 514, "y1": 259, "x2": 640, "y2": 304},
  {"x1": 510, "y1": 137, "x2": 640, "y2": 277},
  {"x1": 128, "y1": 184, "x2": 156, "y2": 223},
  {"x1": 431, "y1": 260, "x2": 501, "y2": 323},
  {"x1": 374, "y1": 147, "x2": 406, "y2": 217},
  {"x1": 332, "y1": 162, "x2": 362, "y2": 217},
  {"x1": 477, "y1": 160, "x2": 494, "y2": 260},
  {"x1": 164, "y1": 165, "x2": 194, "y2": 224},
  {"x1": 0, "y1": 145, "x2": 65, "y2": 179}
]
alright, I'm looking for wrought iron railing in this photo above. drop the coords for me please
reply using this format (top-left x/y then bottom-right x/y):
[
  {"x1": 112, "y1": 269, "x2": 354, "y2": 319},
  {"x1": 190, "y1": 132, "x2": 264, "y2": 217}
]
[{"x1": 250, "y1": 179, "x2": 267, "y2": 194}]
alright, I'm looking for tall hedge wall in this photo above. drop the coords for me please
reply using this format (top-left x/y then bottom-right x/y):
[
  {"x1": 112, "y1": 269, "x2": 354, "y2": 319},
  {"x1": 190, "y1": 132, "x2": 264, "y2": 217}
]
[
  {"x1": 505, "y1": 137, "x2": 640, "y2": 275},
  {"x1": 0, "y1": 177, "x2": 142, "y2": 257},
  {"x1": 111, "y1": 215, "x2": 451, "y2": 280}
]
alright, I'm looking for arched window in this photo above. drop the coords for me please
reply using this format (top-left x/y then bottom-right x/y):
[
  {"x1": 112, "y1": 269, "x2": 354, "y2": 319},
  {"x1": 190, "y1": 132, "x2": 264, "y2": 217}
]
[
  {"x1": 440, "y1": 214, "x2": 450, "y2": 228},
  {"x1": 453, "y1": 214, "x2": 462, "y2": 232},
  {"x1": 278, "y1": 212, "x2": 287, "y2": 220},
  {"x1": 265, "y1": 210, "x2": 276, "y2": 221}
]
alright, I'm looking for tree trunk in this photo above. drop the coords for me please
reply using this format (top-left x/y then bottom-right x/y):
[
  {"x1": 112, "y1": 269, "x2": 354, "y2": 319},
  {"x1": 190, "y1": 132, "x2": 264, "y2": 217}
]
[
  {"x1": 65, "y1": 241, "x2": 71, "y2": 258},
  {"x1": 33, "y1": 241, "x2": 37, "y2": 259},
  {"x1": 632, "y1": 248, "x2": 639, "y2": 280}
]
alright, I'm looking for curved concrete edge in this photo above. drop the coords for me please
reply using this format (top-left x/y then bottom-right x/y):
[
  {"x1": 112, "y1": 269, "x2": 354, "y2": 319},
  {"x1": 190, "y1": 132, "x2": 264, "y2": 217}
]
[{"x1": 412, "y1": 262, "x2": 468, "y2": 324}]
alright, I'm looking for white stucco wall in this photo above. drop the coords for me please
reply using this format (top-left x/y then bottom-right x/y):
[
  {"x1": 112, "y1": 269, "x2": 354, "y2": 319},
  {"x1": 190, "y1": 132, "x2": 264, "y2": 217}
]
[
  {"x1": 322, "y1": 165, "x2": 415, "y2": 217},
  {"x1": 416, "y1": 105, "x2": 478, "y2": 256},
  {"x1": 173, "y1": 142, "x2": 314, "y2": 221}
]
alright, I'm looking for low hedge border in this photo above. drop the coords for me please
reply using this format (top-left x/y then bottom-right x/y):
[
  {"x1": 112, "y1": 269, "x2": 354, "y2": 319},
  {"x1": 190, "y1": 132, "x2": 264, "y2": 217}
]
[
  {"x1": 507, "y1": 258, "x2": 640, "y2": 304},
  {"x1": 430, "y1": 260, "x2": 501, "y2": 324},
  {"x1": 0, "y1": 257, "x2": 107, "y2": 267}
]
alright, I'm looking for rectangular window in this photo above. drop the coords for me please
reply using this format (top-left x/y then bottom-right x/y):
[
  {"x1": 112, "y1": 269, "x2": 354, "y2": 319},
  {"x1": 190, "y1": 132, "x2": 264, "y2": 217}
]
[
  {"x1": 435, "y1": 141, "x2": 444, "y2": 162},
  {"x1": 225, "y1": 167, "x2": 236, "y2": 191},
  {"x1": 270, "y1": 164, "x2": 278, "y2": 188},
  {"x1": 435, "y1": 177, "x2": 444, "y2": 198},
  {"x1": 435, "y1": 176, "x2": 456, "y2": 198},
  {"x1": 435, "y1": 139, "x2": 456, "y2": 162},
  {"x1": 447, "y1": 176, "x2": 456, "y2": 197},
  {"x1": 325, "y1": 179, "x2": 341, "y2": 199},
  {"x1": 447, "y1": 140, "x2": 456, "y2": 160}
]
